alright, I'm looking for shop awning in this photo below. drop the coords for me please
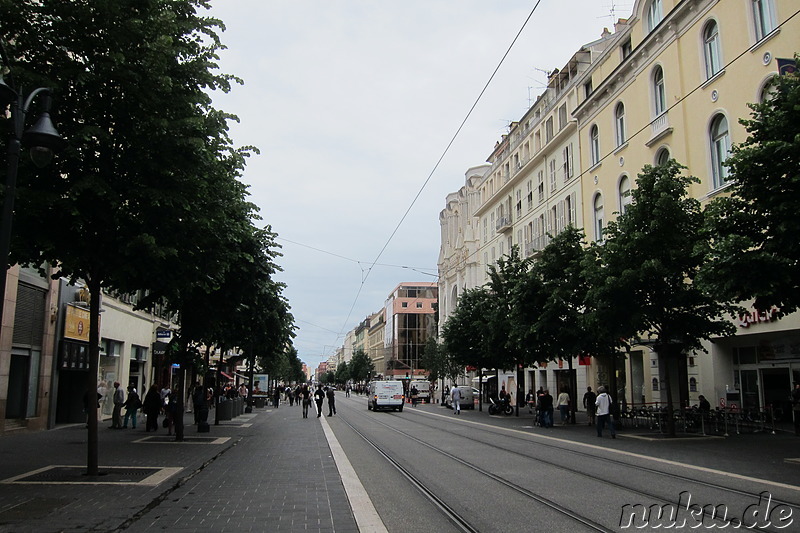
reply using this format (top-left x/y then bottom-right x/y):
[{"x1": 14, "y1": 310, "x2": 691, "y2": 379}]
[
  {"x1": 220, "y1": 371, "x2": 234, "y2": 380},
  {"x1": 471, "y1": 375, "x2": 496, "y2": 382}
]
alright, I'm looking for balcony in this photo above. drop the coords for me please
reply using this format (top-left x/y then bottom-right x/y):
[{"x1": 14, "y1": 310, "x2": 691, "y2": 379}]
[
  {"x1": 645, "y1": 112, "x2": 672, "y2": 147},
  {"x1": 495, "y1": 216, "x2": 512, "y2": 233}
]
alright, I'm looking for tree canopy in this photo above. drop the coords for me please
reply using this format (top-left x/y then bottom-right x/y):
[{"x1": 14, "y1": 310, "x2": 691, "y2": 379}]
[{"x1": 701, "y1": 66, "x2": 800, "y2": 313}]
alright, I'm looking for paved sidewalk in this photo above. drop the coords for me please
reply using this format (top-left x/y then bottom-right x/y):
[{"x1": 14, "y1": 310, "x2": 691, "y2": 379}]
[{"x1": 0, "y1": 402, "x2": 359, "y2": 533}]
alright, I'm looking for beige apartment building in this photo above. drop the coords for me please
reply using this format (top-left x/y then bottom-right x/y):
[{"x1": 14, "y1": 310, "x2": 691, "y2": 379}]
[{"x1": 439, "y1": 0, "x2": 799, "y2": 415}]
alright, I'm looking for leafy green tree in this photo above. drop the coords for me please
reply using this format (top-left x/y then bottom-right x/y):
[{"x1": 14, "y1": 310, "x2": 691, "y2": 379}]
[
  {"x1": 701, "y1": 66, "x2": 800, "y2": 313},
  {"x1": 441, "y1": 287, "x2": 493, "y2": 371},
  {"x1": 335, "y1": 361, "x2": 350, "y2": 386},
  {"x1": 524, "y1": 226, "x2": 590, "y2": 419},
  {"x1": 348, "y1": 349, "x2": 374, "y2": 384},
  {"x1": 589, "y1": 161, "x2": 735, "y2": 435},
  {"x1": 1, "y1": 0, "x2": 245, "y2": 472}
]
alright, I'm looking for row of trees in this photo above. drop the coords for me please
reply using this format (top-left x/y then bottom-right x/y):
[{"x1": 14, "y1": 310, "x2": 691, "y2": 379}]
[
  {"x1": 319, "y1": 350, "x2": 375, "y2": 386},
  {"x1": 1, "y1": 1, "x2": 295, "y2": 469},
  {"x1": 439, "y1": 66, "x2": 800, "y2": 435}
]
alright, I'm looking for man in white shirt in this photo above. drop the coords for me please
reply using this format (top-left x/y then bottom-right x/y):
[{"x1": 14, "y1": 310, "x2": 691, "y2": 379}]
[
  {"x1": 450, "y1": 385, "x2": 462, "y2": 415},
  {"x1": 594, "y1": 386, "x2": 616, "y2": 439}
]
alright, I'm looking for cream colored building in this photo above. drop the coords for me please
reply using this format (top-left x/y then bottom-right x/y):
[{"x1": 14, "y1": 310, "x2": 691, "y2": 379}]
[
  {"x1": 573, "y1": 0, "x2": 799, "y2": 412},
  {"x1": 440, "y1": 0, "x2": 799, "y2": 415}
]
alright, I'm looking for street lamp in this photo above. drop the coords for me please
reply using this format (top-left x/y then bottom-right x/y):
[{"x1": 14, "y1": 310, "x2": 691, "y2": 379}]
[{"x1": 0, "y1": 71, "x2": 65, "y2": 330}]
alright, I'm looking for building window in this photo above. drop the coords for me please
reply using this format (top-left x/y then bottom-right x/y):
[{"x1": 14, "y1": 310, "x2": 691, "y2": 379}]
[
  {"x1": 593, "y1": 193, "x2": 604, "y2": 242},
  {"x1": 615, "y1": 102, "x2": 626, "y2": 147},
  {"x1": 416, "y1": 302, "x2": 423, "y2": 309},
  {"x1": 549, "y1": 159, "x2": 557, "y2": 193},
  {"x1": 584, "y1": 79, "x2": 593, "y2": 99},
  {"x1": 621, "y1": 37, "x2": 632, "y2": 60},
  {"x1": 537, "y1": 171, "x2": 545, "y2": 203},
  {"x1": 526, "y1": 180, "x2": 533, "y2": 210},
  {"x1": 655, "y1": 147, "x2": 671, "y2": 166},
  {"x1": 401, "y1": 302, "x2": 408, "y2": 308},
  {"x1": 619, "y1": 175, "x2": 632, "y2": 214},
  {"x1": 545, "y1": 117, "x2": 554, "y2": 143},
  {"x1": 703, "y1": 20, "x2": 722, "y2": 79},
  {"x1": 653, "y1": 66, "x2": 666, "y2": 116},
  {"x1": 558, "y1": 104, "x2": 568, "y2": 130},
  {"x1": 646, "y1": 0, "x2": 663, "y2": 33},
  {"x1": 562, "y1": 143, "x2": 573, "y2": 182},
  {"x1": 710, "y1": 114, "x2": 731, "y2": 189},
  {"x1": 752, "y1": 0, "x2": 776, "y2": 41},
  {"x1": 589, "y1": 125, "x2": 600, "y2": 166}
]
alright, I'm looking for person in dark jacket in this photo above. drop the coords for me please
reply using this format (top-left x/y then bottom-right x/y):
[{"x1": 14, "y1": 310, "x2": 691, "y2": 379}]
[
  {"x1": 326, "y1": 386, "x2": 336, "y2": 416},
  {"x1": 143, "y1": 384, "x2": 162, "y2": 432},
  {"x1": 122, "y1": 386, "x2": 141, "y2": 429}
]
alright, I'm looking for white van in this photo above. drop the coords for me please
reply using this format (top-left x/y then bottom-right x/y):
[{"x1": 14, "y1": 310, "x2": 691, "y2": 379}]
[
  {"x1": 368, "y1": 381, "x2": 405, "y2": 412},
  {"x1": 410, "y1": 380, "x2": 431, "y2": 403},
  {"x1": 444, "y1": 385, "x2": 475, "y2": 409}
]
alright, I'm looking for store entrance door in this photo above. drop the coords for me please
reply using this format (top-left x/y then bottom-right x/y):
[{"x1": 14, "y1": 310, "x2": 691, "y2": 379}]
[{"x1": 761, "y1": 368, "x2": 793, "y2": 422}]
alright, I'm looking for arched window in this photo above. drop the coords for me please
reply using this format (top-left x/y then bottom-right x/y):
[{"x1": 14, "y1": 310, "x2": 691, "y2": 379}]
[
  {"x1": 615, "y1": 103, "x2": 626, "y2": 147},
  {"x1": 590, "y1": 125, "x2": 600, "y2": 166},
  {"x1": 655, "y1": 147, "x2": 671, "y2": 166},
  {"x1": 618, "y1": 175, "x2": 632, "y2": 214},
  {"x1": 593, "y1": 193, "x2": 605, "y2": 242},
  {"x1": 646, "y1": 0, "x2": 663, "y2": 33},
  {"x1": 710, "y1": 114, "x2": 731, "y2": 189},
  {"x1": 703, "y1": 20, "x2": 722, "y2": 79},
  {"x1": 752, "y1": 0, "x2": 776, "y2": 41},
  {"x1": 653, "y1": 66, "x2": 666, "y2": 116}
]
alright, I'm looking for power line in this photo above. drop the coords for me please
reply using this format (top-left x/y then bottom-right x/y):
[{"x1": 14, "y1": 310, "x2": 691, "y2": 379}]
[{"x1": 331, "y1": 1, "x2": 547, "y2": 349}]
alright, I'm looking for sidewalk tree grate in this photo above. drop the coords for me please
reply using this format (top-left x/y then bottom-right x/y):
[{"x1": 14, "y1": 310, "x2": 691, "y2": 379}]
[
  {"x1": 0, "y1": 465, "x2": 182, "y2": 485},
  {"x1": 133, "y1": 436, "x2": 230, "y2": 444}
]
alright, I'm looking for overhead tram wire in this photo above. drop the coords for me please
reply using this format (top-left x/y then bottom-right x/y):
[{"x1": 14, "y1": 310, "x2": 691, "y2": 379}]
[{"x1": 333, "y1": 1, "x2": 547, "y2": 341}]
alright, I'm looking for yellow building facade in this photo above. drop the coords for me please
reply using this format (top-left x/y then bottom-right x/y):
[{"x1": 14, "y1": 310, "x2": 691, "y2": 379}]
[{"x1": 440, "y1": 0, "x2": 799, "y2": 415}]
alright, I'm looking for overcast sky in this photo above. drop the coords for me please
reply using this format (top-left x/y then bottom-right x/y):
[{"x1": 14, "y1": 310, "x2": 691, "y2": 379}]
[{"x1": 205, "y1": 1, "x2": 630, "y2": 372}]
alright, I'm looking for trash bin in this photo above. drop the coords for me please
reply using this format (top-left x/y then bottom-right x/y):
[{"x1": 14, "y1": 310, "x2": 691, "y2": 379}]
[
  {"x1": 218, "y1": 399, "x2": 232, "y2": 421},
  {"x1": 255, "y1": 396, "x2": 266, "y2": 408}
]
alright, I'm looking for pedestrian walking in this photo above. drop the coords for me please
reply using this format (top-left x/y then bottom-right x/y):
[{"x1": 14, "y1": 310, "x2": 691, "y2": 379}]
[
  {"x1": 583, "y1": 387, "x2": 597, "y2": 426},
  {"x1": 122, "y1": 386, "x2": 141, "y2": 429},
  {"x1": 540, "y1": 389, "x2": 554, "y2": 428},
  {"x1": 273, "y1": 386, "x2": 281, "y2": 408},
  {"x1": 143, "y1": 384, "x2": 161, "y2": 432},
  {"x1": 556, "y1": 387, "x2": 571, "y2": 425},
  {"x1": 110, "y1": 382, "x2": 125, "y2": 429},
  {"x1": 165, "y1": 392, "x2": 178, "y2": 436},
  {"x1": 595, "y1": 386, "x2": 616, "y2": 439},
  {"x1": 450, "y1": 385, "x2": 461, "y2": 415},
  {"x1": 526, "y1": 389, "x2": 536, "y2": 414},
  {"x1": 411, "y1": 385, "x2": 419, "y2": 407},
  {"x1": 326, "y1": 386, "x2": 336, "y2": 416},
  {"x1": 301, "y1": 384, "x2": 311, "y2": 418},
  {"x1": 314, "y1": 385, "x2": 325, "y2": 418}
]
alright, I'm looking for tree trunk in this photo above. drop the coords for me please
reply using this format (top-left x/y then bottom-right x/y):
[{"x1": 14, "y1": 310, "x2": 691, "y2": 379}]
[
  {"x1": 657, "y1": 343, "x2": 680, "y2": 437},
  {"x1": 568, "y1": 357, "x2": 576, "y2": 424},
  {"x1": 86, "y1": 277, "x2": 102, "y2": 476}
]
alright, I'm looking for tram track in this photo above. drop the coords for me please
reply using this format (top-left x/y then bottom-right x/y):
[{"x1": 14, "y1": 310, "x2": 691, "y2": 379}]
[
  {"x1": 399, "y1": 407, "x2": 800, "y2": 508},
  {"x1": 338, "y1": 406, "x2": 615, "y2": 533},
  {"x1": 337, "y1": 399, "x2": 799, "y2": 531}
]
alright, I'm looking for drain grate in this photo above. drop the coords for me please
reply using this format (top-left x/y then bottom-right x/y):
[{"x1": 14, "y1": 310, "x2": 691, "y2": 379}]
[{"x1": 0, "y1": 465, "x2": 182, "y2": 485}]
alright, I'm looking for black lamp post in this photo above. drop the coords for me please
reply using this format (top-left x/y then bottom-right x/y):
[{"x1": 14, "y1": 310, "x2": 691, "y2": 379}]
[{"x1": 0, "y1": 72, "x2": 65, "y2": 330}]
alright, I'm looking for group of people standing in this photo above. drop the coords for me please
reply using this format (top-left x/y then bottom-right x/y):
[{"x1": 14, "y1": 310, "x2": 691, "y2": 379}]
[
  {"x1": 270, "y1": 383, "x2": 337, "y2": 419},
  {"x1": 100, "y1": 381, "x2": 179, "y2": 434}
]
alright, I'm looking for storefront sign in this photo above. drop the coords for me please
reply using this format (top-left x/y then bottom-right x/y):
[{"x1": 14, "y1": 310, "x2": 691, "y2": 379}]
[
  {"x1": 64, "y1": 305, "x2": 92, "y2": 342},
  {"x1": 737, "y1": 307, "x2": 783, "y2": 328}
]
